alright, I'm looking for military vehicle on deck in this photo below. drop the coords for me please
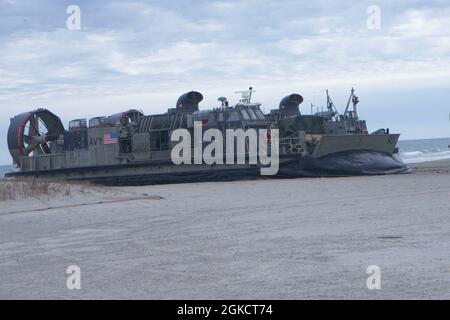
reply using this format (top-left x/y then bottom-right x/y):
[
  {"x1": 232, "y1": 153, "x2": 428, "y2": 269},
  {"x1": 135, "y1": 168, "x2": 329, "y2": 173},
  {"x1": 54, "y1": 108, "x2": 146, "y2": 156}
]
[{"x1": 6, "y1": 88, "x2": 410, "y2": 185}]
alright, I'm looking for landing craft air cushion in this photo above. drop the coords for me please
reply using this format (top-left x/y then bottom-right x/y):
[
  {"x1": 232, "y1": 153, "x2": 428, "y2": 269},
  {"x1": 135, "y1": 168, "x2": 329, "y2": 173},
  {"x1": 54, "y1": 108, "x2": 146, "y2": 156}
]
[{"x1": 6, "y1": 88, "x2": 410, "y2": 184}]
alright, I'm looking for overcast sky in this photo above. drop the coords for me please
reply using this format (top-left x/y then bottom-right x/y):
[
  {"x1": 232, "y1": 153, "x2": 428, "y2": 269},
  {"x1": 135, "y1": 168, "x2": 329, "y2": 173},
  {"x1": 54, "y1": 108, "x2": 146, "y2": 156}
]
[{"x1": 1, "y1": 0, "x2": 449, "y2": 164}]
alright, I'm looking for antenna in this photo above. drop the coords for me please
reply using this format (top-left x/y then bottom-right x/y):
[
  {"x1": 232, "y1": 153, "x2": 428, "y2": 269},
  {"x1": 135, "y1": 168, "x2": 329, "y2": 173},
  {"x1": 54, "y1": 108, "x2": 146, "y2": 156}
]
[
  {"x1": 344, "y1": 87, "x2": 359, "y2": 115},
  {"x1": 343, "y1": 87, "x2": 360, "y2": 121},
  {"x1": 235, "y1": 86, "x2": 256, "y2": 104},
  {"x1": 325, "y1": 89, "x2": 341, "y2": 121},
  {"x1": 344, "y1": 88, "x2": 353, "y2": 115},
  {"x1": 218, "y1": 97, "x2": 228, "y2": 108}
]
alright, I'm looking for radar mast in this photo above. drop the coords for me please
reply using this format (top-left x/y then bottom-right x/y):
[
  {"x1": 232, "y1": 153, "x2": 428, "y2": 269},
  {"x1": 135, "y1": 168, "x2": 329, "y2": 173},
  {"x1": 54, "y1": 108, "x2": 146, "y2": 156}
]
[{"x1": 235, "y1": 87, "x2": 256, "y2": 104}]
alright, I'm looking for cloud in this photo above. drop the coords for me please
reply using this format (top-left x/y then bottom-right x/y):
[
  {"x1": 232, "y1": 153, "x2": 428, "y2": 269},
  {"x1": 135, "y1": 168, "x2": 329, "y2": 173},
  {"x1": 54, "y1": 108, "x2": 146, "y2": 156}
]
[
  {"x1": 1, "y1": 1, "x2": 449, "y2": 98},
  {"x1": 0, "y1": 0, "x2": 449, "y2": 164}
]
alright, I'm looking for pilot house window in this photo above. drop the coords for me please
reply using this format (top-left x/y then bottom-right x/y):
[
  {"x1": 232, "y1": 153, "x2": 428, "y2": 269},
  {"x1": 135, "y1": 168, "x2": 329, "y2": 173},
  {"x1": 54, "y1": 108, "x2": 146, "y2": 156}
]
[
  {"x1": 240, "y1": 109, "x2": 250, "y2": 120},
  {"x1": 227, "y1": 111, "x2": 240, "y2": 122},
  {"x1": 247, "y1": 109, "x2": 257, "y2": 120}
]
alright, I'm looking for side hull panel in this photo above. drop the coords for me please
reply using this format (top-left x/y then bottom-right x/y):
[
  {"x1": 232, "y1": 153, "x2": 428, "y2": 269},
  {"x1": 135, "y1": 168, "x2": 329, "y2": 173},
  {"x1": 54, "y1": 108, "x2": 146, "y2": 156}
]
[{"x1": 313, "y1": 134, "x2": 399, "y2": 158}]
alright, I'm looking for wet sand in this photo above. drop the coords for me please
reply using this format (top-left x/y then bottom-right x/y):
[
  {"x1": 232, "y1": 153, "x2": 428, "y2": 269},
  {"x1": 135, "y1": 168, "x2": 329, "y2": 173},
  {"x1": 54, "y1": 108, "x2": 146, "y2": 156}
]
[
  {"x1": 409, "y1": 159, "x2": 450, "y2": 173},
  {"x1": 0, "y1": 160, "x2": 449, "y2": 299}
]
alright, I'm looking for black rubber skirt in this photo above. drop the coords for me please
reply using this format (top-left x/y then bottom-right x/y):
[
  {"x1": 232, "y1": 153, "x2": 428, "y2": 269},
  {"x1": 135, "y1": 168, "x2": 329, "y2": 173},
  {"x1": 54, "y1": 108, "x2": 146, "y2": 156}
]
[{"x1": 278, "y1": 151, "x2": 411, "y2": 177}]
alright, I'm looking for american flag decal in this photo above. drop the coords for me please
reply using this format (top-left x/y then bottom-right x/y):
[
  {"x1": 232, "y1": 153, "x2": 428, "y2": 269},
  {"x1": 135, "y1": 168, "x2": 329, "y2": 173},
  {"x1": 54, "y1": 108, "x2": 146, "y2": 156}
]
[{"x1": 103, "y1": 132, "x2": 119, "y2": 145}]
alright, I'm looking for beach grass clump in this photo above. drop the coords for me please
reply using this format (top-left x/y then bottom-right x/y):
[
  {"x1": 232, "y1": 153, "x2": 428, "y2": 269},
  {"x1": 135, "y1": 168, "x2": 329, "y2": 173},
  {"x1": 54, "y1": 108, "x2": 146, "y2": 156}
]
[{"x1": 0, "y1": 177, "x2": 97, "y2": 201}]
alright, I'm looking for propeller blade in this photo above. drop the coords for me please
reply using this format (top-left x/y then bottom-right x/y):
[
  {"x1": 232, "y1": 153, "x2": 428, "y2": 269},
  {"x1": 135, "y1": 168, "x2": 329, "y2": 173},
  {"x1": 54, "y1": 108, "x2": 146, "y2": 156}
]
[
  {"x1": 23, "y1": 134, "x2": 32, "y2": 144},
  {"x1": 41, "y1": 143, "x2": 51, "y2": 154},
  {"x1": 25, "y1": 141, "x2": 40, "y2": 154},
  {"x1": 29, "y1": 116, "x2": 39, "y2": 136}
]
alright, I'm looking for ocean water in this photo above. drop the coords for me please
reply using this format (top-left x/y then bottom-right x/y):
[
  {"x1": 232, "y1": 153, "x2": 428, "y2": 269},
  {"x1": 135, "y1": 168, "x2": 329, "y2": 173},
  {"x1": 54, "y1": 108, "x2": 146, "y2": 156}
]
[
  {"x1": 0, "y1": 165, "x2": 15, "y2": 178},
  {"x1": 397, "y1": 137, "x2": 450, "y2": 164}
]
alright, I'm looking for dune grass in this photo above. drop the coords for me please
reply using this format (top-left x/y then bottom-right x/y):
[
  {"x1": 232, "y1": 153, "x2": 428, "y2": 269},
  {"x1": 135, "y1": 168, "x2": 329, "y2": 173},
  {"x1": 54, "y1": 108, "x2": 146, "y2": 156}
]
[{"x1": 0, "y1": 177, "x2": 98, "y2": 201}]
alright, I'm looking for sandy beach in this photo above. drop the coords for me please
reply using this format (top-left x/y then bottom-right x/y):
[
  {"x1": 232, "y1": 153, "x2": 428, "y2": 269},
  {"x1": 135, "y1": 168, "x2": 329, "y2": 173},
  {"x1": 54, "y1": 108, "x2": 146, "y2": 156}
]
[{"x1": 0, "y1": 160, "x2": 449, "y2": 299}]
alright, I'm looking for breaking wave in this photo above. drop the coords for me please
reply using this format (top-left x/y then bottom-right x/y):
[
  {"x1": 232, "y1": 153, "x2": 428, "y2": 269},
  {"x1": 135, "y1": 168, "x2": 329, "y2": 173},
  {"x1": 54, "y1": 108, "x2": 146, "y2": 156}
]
[
  {"x1": 399, "y1": 149, "x2": 450, "y2": 164},
  {"x1": 397, "y1": 137, "x2": 450, "y2": 164}
]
